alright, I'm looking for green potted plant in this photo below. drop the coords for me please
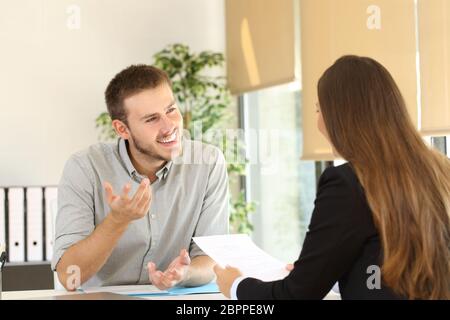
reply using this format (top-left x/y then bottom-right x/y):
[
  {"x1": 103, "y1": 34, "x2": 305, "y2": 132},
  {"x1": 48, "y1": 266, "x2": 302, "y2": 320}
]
[{"x1": 95, "y1": 44, "x2": 255, "y2": 234}]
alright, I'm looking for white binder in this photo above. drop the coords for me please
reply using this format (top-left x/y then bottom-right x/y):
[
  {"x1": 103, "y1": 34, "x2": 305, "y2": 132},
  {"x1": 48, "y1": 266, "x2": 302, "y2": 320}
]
[
  {"x1": 45, "y1": 187, "x2": 58, "y2": 261},
  {"x1": 27, "y1": 187, "x2": 43, "y2": 261},
  {"x1": 8, "y1": 188, "x2": 24, "y2": 262}
]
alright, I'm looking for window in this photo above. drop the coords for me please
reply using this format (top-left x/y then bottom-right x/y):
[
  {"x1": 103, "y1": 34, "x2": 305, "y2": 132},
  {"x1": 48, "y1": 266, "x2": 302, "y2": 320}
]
[
  {"x1": 445, "y1": 136, "x2": 450, "y2": 158},
  {"x1": 429, "y1": 136, "x2": 448, "y2": 157},
  {"x1": 241, "y1": 83, "x2": 316, "y2": 263}
]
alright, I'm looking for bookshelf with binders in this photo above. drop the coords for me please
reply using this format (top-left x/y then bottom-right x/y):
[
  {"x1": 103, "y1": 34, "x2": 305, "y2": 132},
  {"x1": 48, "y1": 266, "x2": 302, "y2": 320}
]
[{"x1": 0, "y1": 186, "x2": 57, "y2": 264}]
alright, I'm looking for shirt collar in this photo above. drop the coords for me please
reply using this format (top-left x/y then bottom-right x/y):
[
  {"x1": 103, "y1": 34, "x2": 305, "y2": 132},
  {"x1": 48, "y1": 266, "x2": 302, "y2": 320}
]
[
  {"x1": 156, "y1": 161, "x2": 173, "y2": 180},
  {"x1": 118, "y1": 138, "x2": 173, "y2": 182}
]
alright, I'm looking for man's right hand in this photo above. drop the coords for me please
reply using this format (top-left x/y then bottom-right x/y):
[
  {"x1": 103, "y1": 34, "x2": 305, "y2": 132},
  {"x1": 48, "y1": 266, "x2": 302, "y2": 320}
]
[{"x1": 104, "y1": 178, "x2": 152, "y2": 225}]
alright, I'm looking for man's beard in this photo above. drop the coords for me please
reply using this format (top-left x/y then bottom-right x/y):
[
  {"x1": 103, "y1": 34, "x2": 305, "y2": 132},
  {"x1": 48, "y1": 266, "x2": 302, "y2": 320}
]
[{"x1": 130, "y1": 132, "x2": 170, "y2": 162}]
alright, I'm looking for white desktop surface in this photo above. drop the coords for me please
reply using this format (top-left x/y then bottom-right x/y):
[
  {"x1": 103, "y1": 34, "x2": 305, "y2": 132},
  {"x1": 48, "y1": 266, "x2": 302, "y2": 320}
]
[{"x1": 2, "y1": 287, "x2": 341, "y2": 300}]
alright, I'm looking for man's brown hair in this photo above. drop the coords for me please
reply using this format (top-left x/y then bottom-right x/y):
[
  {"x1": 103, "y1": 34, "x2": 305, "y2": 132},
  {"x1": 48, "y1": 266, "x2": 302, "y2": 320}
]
[{"x1": 105, "y1": 64, "x2": 171, "y2": 124}]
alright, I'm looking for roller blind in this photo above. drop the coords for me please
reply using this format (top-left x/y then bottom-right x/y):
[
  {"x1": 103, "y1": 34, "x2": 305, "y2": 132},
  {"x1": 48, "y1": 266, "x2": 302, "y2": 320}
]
[
  {"x1": 225, "y1": 0, "x2": 298, "y2": 95},
  {"x1": 418, "y1": 0, "x2": 450, "y2": 136},
  {"x1": 300, "y1": 0, "x2": 418, "y2": 160}
]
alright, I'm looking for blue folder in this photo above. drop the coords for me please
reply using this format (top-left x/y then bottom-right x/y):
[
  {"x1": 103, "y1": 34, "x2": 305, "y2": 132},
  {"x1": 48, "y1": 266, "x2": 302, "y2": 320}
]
[{"x1": 127, "y1": 282, "x2": 220, "y2": 297}]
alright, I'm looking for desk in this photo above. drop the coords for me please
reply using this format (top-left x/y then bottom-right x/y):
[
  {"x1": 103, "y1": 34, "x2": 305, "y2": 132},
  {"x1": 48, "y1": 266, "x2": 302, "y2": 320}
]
[
  {"x1": 2, "y1": 288, "x2": 341, "y2": 300},
  {"x1": 2, "y1": 289, "x2": 225, "y2": 300}
]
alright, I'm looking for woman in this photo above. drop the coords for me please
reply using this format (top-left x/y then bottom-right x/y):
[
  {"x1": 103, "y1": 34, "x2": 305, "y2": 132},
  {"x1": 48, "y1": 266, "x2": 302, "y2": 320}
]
[{"x1": 214, "y1": 55, "x2": 450, "y2": 300}]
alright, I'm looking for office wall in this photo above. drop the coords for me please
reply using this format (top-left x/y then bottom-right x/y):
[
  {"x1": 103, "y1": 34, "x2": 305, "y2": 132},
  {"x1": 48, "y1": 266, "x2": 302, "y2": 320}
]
[{"x1": 0, "y1": 0, "x2": 225, "y2": 186}]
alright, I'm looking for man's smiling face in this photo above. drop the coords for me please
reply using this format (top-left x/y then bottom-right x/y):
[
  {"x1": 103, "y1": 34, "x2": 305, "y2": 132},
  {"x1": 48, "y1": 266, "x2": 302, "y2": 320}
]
[{"x1": 123, "y1": 84, "x2": 183, "y2": 162}]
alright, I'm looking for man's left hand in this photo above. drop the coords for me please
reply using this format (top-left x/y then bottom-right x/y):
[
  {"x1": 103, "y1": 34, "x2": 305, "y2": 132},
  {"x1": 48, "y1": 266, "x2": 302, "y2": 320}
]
[{"x1": 148, "y1": 249, "x2": 191, "y2": 290}]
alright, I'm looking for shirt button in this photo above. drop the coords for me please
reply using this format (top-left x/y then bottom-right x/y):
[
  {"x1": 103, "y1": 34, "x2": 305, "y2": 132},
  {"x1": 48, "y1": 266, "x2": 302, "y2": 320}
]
[{"x1": 151, "y1": 214, "x2": 156, "y2": 219}]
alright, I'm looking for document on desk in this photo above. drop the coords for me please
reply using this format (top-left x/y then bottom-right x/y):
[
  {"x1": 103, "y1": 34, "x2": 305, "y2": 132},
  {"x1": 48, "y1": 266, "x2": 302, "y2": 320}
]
[{"x1": 193, "y1": 234, "x2": 289, "y2": 282}]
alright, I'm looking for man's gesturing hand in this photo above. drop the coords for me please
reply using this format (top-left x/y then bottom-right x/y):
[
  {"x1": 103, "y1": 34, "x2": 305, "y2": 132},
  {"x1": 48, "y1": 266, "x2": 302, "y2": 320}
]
[
  {"x1": 148, "y1": 249, "x2": 191, "y2": 290},
  {"x1": 104, "y1": 178, "x2": 152, "y2": 225}
]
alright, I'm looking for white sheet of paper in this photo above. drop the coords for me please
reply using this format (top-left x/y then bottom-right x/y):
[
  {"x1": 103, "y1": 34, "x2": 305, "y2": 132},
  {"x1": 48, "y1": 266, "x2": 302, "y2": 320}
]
[
  {"x1": 193, "y1": 234, "x2": 289, "y2": 281},
  {"x1": 83, "y1": 285, "x2": 168, "y2": 295}
]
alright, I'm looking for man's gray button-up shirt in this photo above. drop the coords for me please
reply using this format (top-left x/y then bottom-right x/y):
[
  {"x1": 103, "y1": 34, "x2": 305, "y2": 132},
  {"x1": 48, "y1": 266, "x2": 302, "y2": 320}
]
[{"x1": 52, "y1": 138, "x2": 229, "y2": 288}]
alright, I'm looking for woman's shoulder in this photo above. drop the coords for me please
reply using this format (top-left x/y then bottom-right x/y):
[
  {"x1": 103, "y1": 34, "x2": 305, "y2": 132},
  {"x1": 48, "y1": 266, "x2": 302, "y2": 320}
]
[
  {"x1": 312, "y1": 163, "x2": 378, "y2": 245},
  {"x1": 319, "y1": 163, "x2": 361, "y2": 190},
  {"x1": 317, "y1": 162, "x2": 369, "y2": 214}
]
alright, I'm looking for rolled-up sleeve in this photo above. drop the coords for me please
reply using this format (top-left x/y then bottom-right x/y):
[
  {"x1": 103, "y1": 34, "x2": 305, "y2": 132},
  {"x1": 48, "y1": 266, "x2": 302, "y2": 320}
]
[
  {"x1": 189, "y1": 147, "x2": 230, "y2": 258},
  {"x1": 51, "y1": 155, "x2": 95, "y2": 271}
]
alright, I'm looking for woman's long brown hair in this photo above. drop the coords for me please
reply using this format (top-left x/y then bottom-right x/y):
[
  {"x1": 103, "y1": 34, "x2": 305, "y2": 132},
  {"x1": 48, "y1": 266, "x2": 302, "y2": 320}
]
[{"x1": 318, "y1": 55, "x2": 450, "y2": 299}]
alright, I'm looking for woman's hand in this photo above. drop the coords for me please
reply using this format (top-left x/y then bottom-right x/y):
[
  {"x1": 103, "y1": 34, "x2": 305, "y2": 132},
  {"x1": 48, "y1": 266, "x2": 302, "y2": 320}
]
[
  {"x1": 213, "y1": 264, "x2": 243, "y2": 299},
  {"x1": 286, "y1": 263, "x2": 294, "y2": 272}
]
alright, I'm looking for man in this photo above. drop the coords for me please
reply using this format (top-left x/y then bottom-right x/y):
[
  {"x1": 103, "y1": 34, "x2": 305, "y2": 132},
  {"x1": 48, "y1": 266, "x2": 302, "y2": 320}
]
[{"x1": 52, "y1": 65, "x2": 229, "y2": 290}]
